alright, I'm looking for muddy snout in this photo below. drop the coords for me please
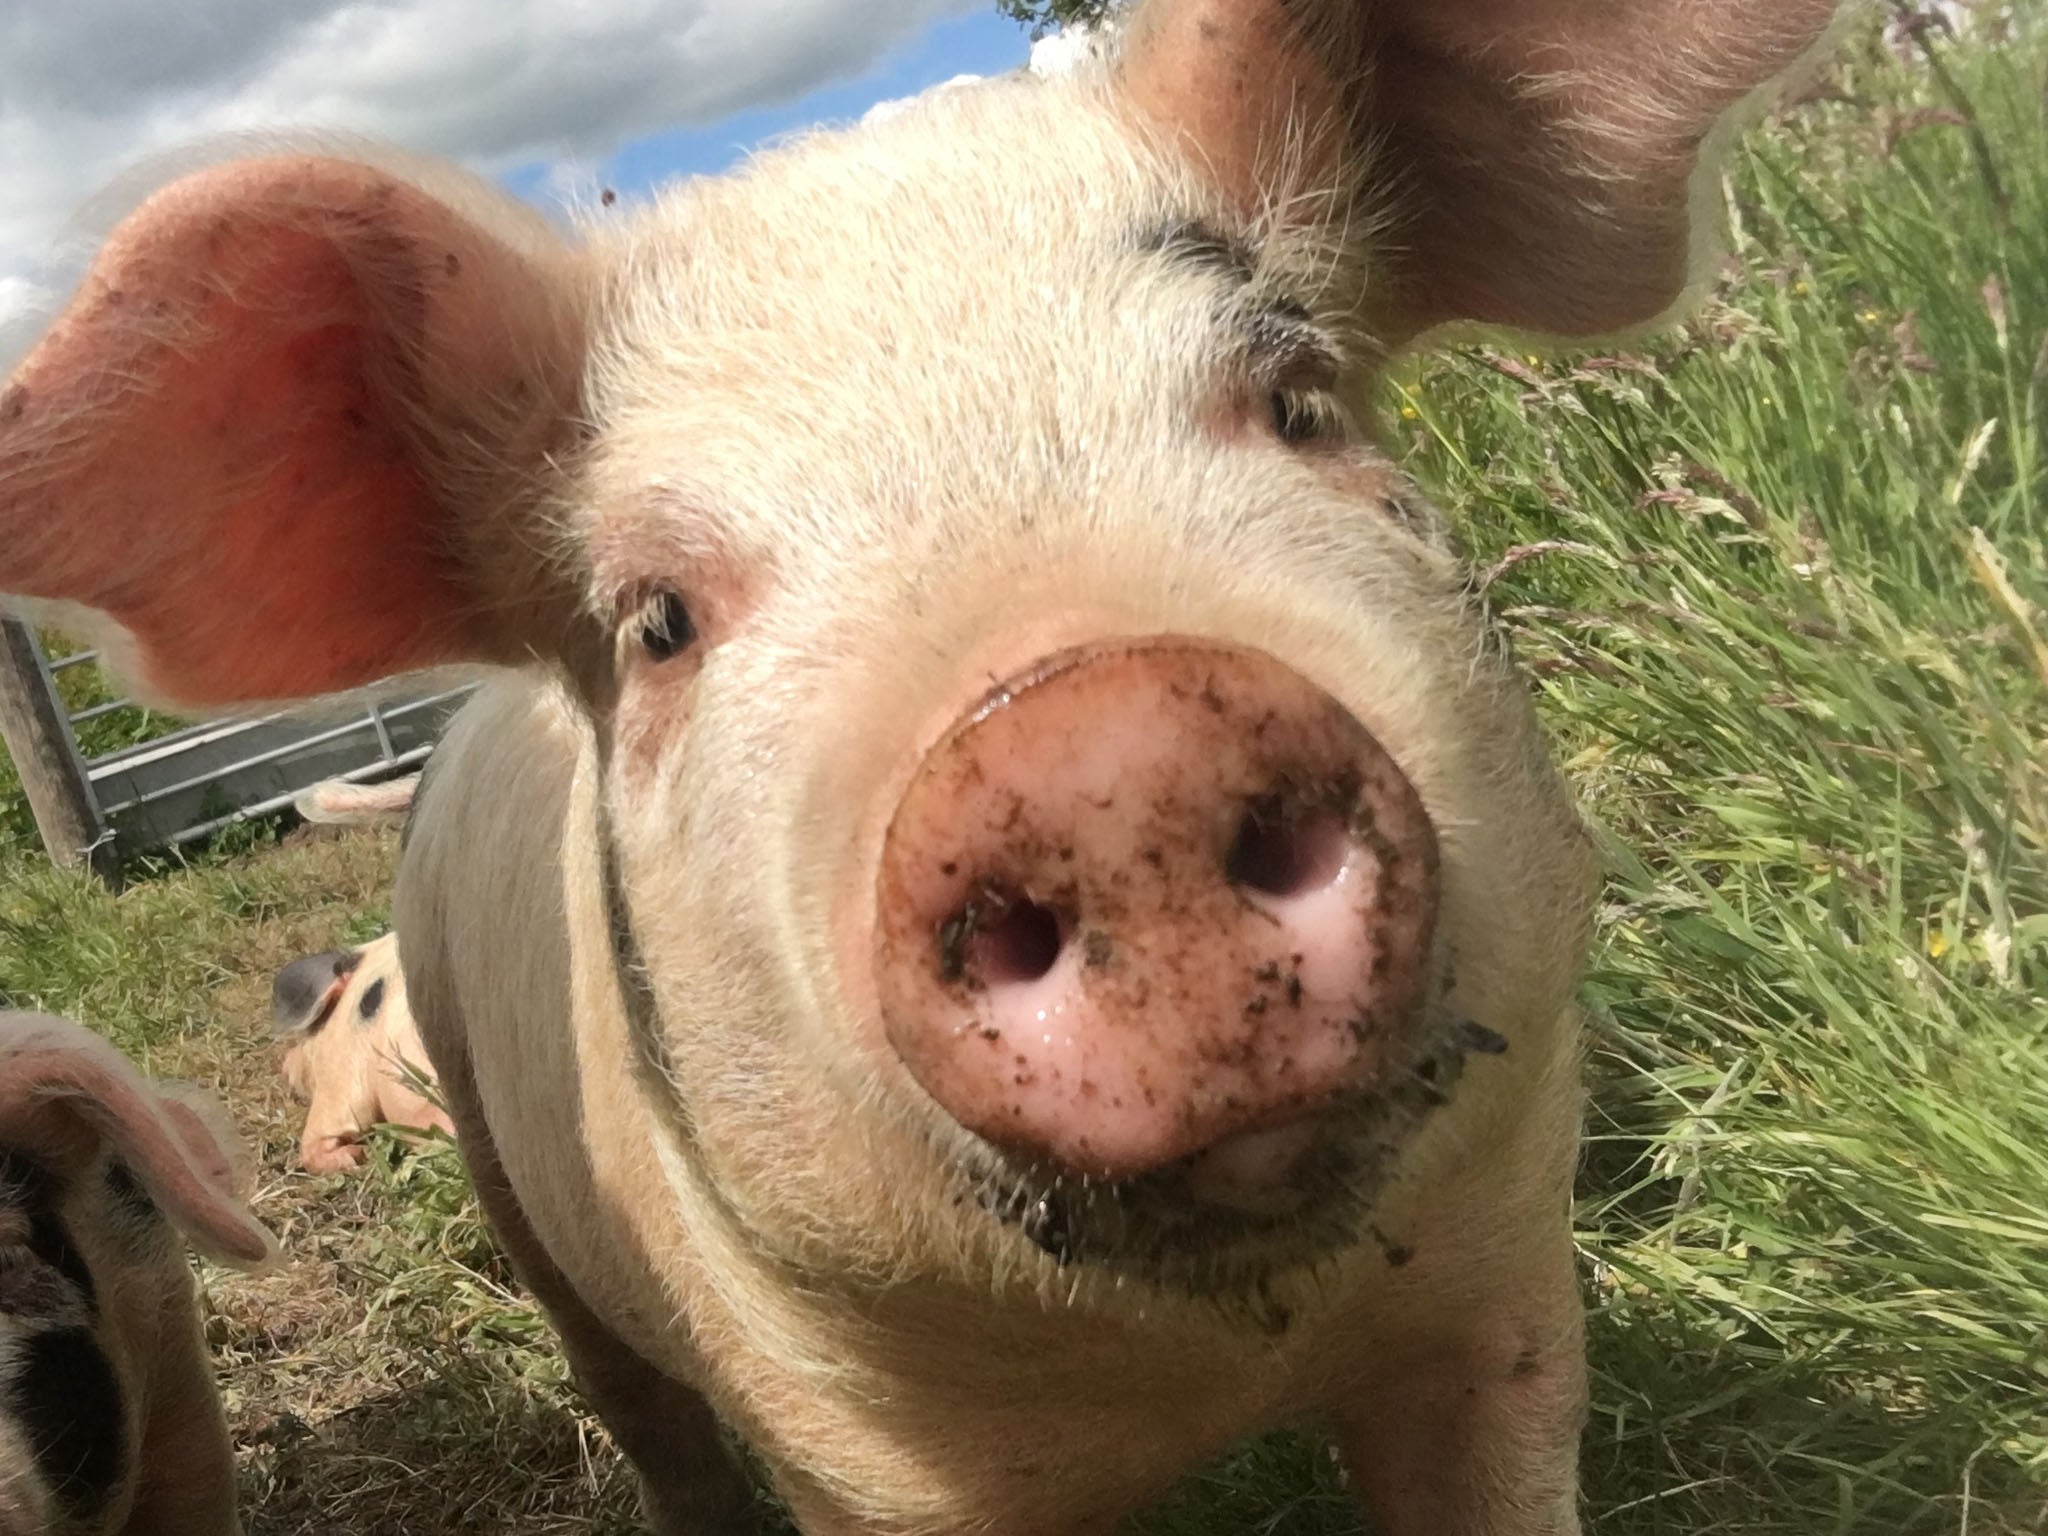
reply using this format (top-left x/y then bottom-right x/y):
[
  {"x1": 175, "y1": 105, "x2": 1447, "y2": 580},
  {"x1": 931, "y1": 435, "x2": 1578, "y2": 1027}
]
[{"x1": 874, "y1": 638, "x2": 1441, "y2": 1194}]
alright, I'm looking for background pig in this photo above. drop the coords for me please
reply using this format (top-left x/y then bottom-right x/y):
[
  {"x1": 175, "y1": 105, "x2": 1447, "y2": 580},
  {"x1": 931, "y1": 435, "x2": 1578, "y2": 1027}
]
[
  {"x1": 0, "y1": 0, "x2": 1843, "y2": 1531},
  {"x1": 271, "y1": 933, "x2": 452, "y2": 1174},
  {"x1": 0, "y1": 1012, "x2": 275, "y2": 1536},
  {"x1": 291, "y1": 775, "x2": 420, "y2": 828}
]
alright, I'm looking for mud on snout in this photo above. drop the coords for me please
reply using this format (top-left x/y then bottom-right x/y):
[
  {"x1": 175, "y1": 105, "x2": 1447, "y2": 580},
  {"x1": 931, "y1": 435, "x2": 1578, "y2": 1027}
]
[{"x1": 870, "y1": 638, "x2": 1513, "y2": 1300}]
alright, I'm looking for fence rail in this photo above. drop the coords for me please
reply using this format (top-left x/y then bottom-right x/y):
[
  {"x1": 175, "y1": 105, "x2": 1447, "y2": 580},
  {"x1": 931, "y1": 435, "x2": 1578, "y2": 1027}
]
[{"x1": 0, "y1": 617, "x2": 468, "y2": 876}]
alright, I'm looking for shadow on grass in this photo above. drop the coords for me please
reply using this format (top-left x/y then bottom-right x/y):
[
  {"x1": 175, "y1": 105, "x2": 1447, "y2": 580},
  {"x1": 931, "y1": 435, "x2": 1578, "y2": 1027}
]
[{"x1": 239, "y1": 1364, "x2": 645, "y2": 1536}]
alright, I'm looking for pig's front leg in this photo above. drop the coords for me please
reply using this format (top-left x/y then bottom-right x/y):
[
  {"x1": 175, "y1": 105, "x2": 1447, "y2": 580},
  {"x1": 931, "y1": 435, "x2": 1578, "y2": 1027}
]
[
  {"x1": 432, "y1": 1040, "x2": 759, "y2": 1534},
  {"x1": 297, "y1": 1095, "x2": 372, "y2": 1173},
  {"x1": 124, "y1": 1301, "x2": 242, "y2": 1536},
  {"x1": 1332, "y1": 1269, "x2": 1585, "y2": 1536}
]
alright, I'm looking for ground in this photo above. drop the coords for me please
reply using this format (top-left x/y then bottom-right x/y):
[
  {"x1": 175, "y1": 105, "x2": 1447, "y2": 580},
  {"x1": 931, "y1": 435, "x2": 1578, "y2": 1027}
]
[{"x1": 1, "y1": 7, "x2": 2044, "y2": 1535}]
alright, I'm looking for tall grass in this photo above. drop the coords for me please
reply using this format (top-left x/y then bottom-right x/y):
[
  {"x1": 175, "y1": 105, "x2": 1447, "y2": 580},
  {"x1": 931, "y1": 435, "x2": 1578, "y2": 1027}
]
[{"x1": 1390, "y1": 10, "x2": 2047, "y2": 1532}]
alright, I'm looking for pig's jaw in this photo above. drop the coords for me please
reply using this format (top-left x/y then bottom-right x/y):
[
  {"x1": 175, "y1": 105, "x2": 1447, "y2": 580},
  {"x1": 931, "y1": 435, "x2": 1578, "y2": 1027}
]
[{"x1": 946, "y1": 983, "x2": 1504, "y2": 1302}]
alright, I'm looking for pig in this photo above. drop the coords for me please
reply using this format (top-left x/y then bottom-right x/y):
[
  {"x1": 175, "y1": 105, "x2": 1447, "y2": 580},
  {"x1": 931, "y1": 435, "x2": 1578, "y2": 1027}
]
[
  {"x1": 270, "y1": 933, "x2": 453, "y2": 1174},
  {"x1": 0, "y1": 1012, "x2": 276, "y2": 1536},
  {"x1": 290, "y1": 774, "x2": 420, "y2": 828},
  {"x1": 0, "y1": 1, "x2": 1844, "y2": 1530}
]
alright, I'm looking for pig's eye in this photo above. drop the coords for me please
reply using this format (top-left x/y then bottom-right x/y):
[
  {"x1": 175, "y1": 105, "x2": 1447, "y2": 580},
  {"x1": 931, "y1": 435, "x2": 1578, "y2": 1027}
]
[
  {"x1": 1268, "y1": 388, "x2": 1346, "y2": 446},
  {"x1": 1246, "y1": 301, "x2": 1346, "y2": 447},
  {"x1": 635, "y1": 588, "x2": 697, "y2": 662}
]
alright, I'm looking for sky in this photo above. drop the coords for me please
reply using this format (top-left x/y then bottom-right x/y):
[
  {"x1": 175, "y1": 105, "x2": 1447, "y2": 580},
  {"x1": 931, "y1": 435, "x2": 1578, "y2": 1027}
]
[{"x1": 0, "y1": 3, "x2": 1039, "y2": 347}]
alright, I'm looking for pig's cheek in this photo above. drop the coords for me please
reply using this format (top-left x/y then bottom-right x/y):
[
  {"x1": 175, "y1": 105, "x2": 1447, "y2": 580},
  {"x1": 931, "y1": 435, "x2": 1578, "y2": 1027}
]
[
  {"x1": 612, "y1": 661, "x2": 704, "y2": 787},
  {"x1": 827, "y1": 745, "x2": 917, "y2": 1068},
  {"x1": 279, "y1": 1043, "x2": 310, "y2": 1101}
]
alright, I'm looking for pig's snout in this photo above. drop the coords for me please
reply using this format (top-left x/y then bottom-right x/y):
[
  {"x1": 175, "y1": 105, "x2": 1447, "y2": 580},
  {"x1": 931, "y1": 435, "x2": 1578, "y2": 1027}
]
[{"x1": 874, "y1": 638, "x2": 1440, "y2": 1189}]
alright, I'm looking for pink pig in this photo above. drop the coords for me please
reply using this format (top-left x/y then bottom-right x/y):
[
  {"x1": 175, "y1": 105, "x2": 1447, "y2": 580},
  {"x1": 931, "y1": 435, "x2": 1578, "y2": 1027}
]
[
  {"x1": 0, "y1": 1, "x2": 1842, "y2": 1531},
  {"x1": 272, "y1": 932, "x2": 453, "y2": 1174}
]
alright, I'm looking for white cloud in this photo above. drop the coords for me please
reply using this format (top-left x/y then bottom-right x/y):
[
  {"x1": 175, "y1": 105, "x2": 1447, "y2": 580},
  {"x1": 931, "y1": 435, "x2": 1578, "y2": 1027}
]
[
  {"x1": 0, "y1": 277, "x2": 51, "y2": 324},
  {"x1": 0, "y1": 0, "x2": 979, "y2": 306},
  {"x1": 860, "y1": 19, "x2": 1109, "y2": 126},
  {"x1": 1027, "y1": 24, "x2": 1114, "y2": 78}
]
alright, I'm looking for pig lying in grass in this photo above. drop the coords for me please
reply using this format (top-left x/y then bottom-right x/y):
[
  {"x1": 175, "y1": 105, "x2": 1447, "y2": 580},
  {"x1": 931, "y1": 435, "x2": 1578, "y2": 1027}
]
[
  {"x1": 0, "y1": 0, "x2": 1842, "y2": 1529},
  {"x1": 271, "y1": 932, "x2": 453, "y2": 1174},
  {"x1": 291, "y1": 774, "x2": 421, "y2": 828},
  {"x1": 0, "y1": 1012, "x2": 274, "y2": 1536}
]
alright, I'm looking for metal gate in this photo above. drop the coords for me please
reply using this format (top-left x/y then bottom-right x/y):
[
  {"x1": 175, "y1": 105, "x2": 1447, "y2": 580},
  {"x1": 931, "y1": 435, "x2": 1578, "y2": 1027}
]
[{"x1": 0, "y1": 617, "x2": 468, "y2": 874}]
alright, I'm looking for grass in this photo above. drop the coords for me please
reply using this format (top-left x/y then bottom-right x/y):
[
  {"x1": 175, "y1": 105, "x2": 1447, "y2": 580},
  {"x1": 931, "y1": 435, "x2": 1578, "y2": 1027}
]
[{"x1": 2, "y1": 7, "x2": 2044, "y2": 1533}]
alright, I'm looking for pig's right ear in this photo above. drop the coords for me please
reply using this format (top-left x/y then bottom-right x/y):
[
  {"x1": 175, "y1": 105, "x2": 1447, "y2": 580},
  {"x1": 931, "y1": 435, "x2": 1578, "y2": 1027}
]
[
  {"x1": 0, "y1": 153, "x2": 589, "y2": 710},
  {"x1": 0, "y1": 1012, "x2": 278, "y2": 1268}
]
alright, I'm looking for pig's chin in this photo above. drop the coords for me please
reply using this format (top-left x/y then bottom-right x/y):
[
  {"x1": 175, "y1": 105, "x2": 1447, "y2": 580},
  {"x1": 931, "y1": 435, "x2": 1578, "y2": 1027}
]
[{"x1": 945, "y1": 991, "x2": 1501, "y2": 1304}]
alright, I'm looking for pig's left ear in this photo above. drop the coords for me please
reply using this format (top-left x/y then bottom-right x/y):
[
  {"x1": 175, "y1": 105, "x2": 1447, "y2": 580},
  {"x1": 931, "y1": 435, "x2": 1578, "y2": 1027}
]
[
  {"x1": 1118, "y1": 0, "x2": 1844, "y2": 347},
  {"x1": 0, "y1": 153, "x2": 589, "y2": 710},
  {"x1": 0, "y1": 1012, "x2": 278, "y2": 1268}
]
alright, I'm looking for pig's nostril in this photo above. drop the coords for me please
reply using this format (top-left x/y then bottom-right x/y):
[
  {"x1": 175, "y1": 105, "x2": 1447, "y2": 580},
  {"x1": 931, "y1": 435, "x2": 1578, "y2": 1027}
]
[
  {"x1": 1225, "y1": 800, "x2": 1351, "y2": 899},
  {"x1": 945, "y1": 896, "x2": 1064, "y2": 986},
  {"x1": 975, "y1": 900, "x2": 1064, "y2": 984}
]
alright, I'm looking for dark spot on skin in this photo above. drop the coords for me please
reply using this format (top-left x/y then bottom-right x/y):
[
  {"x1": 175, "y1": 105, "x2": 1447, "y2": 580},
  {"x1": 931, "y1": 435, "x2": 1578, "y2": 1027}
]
[
  {"x1": 443, "y1": 252, "x2": 461, "y2": 278},
  {"x1": 1244, "y1": 996, "x2": 1268, "y2": 1018},
  {"x1": 6, "y1": 1327, "x2": 127, "y2": 1518},
  {"x1": 0, "y1": 1151, "x2": 94, "y2": 1310},
  {"x1": 1249, "y1": 1287, "x2": 1293, "y2": 1337},
  {"x1": 1512, "y1": 1349, "x2": 1541, "y2": 1379},
  {"x1": 940, "y1": 861, "x2": 958, "y2": 878},
  {"x1": 0, "y1": 1150, "x2": 55, "y2": 1210},
  {"x1": 1253, "y1": 962, "x2": 1280, "y2": 984},
  {"x1": 0, "y1": 384, "x2": 25, "y2": 424},
  {"x1": 356, "y1": 977, "x2": 387, "y2": 1023},
  {"x1": 1285, "y1": 973, "x2": 1304, "y2": 1008},
  {"x1": 1369, "y1": 1225, "x2": 1414, "y2": 1268},
  {"x1": 1452, "y1": 1019, "x2": 1510, "y2": 1056},
  {"x1": 25, "y1": 1209, "x2": 95, "y2": 1309},
  {"x1": 101, "y1": 1162, "x2": 157, "y2": 1227},
  {"x1": 1082, "y1": 930, "x2": 1115, "y2": 969}
]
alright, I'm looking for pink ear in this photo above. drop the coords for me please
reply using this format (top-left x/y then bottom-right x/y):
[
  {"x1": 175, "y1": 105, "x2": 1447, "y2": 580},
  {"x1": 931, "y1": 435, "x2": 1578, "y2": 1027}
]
[
  {"x1": 1119, "y1": 0, "x2": 1843, "y2": 345},
  {"x1": 0, "y1": 154, "x2": 588, "y2": 709},
  {"x1": 0, "y1": 1012, "x2": 276, "y2": 1267}
]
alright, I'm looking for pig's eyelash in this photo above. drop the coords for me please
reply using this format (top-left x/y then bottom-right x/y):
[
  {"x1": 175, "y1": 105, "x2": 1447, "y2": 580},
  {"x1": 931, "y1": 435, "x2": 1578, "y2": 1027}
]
[
  {"x1": 622, "y1": 586, "x2": 699, "y2": 663},
  {"x1": 1268, "y1": 388, "x2": 1349, "y2": 446},
  {"x1": 1244, "y1": 300, "x2": 1347, "y2": 446}
]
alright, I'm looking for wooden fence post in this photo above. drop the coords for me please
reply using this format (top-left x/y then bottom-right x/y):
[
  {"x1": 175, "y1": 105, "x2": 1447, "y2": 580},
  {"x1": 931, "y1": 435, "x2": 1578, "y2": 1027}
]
[{"x1": 0, "y1": 618, "x2": 120, "y2": 883}]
